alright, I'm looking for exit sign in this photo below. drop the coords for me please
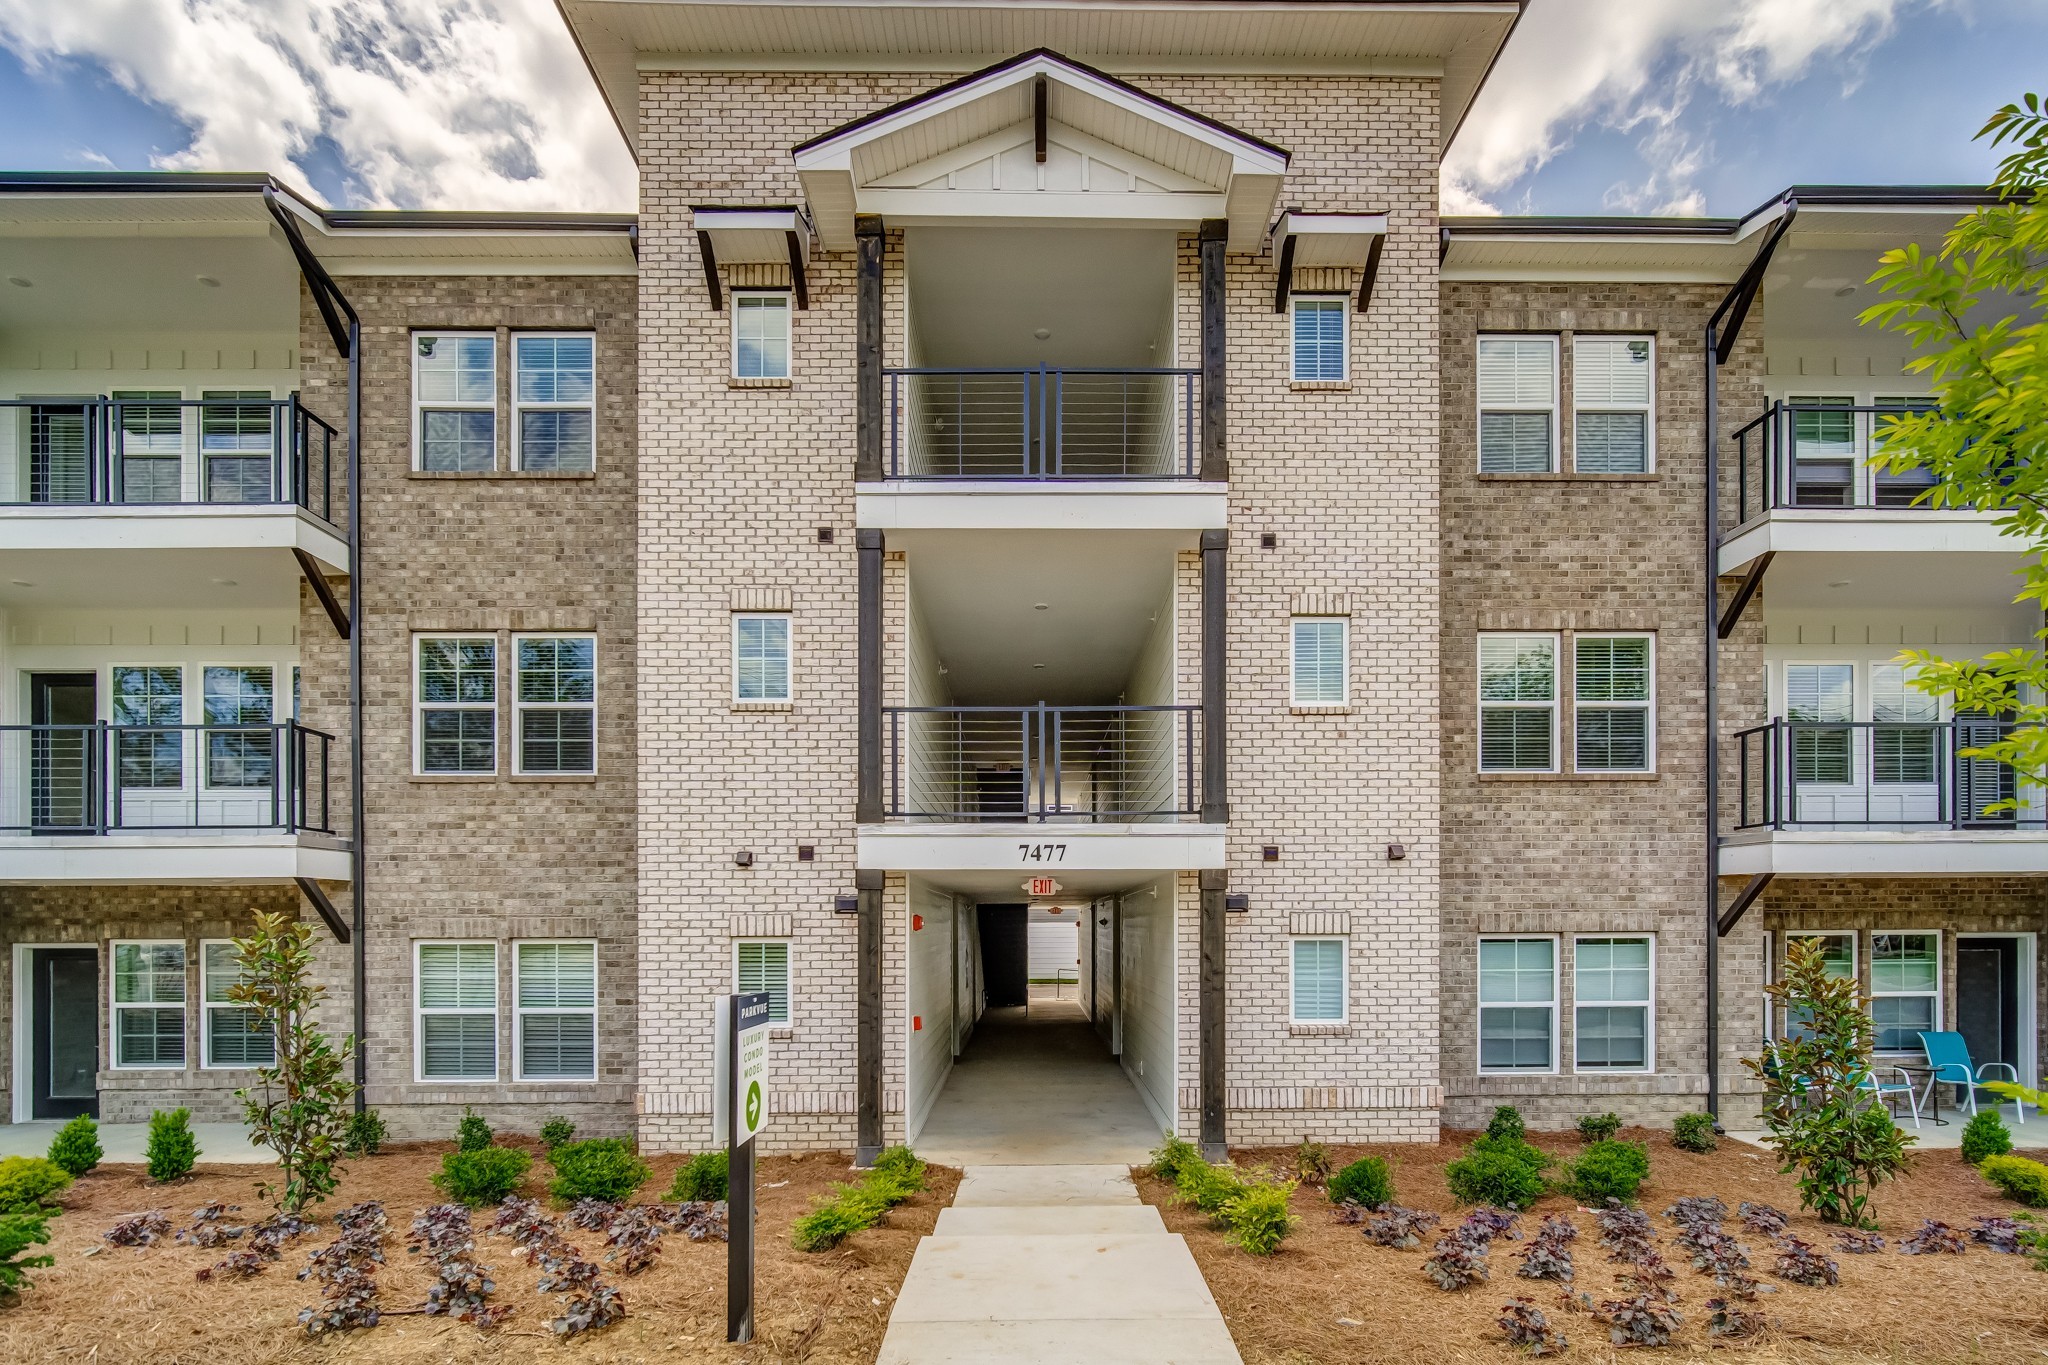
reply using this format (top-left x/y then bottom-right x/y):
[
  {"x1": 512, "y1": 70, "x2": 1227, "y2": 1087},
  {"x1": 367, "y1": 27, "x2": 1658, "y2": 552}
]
[{"x1": 1025, "y1": 877, "x2": 1062, "y2": 897}]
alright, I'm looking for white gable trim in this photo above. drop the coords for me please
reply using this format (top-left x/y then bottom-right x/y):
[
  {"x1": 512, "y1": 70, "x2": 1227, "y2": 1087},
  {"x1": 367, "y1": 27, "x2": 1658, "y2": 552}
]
[{"x1": 870, "y1": 120, "x2": 1220, "y2": 195}]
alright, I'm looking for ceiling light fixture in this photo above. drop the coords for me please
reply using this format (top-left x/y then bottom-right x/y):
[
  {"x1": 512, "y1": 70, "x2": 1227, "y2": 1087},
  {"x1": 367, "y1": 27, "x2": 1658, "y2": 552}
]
[
  {"x1": 1827, "y1": 579, "x2": 1852, "y2": 588},
  {"x1": 9, "y1": 579, "x2": 32, "y2": 587},
  {"x1": 196, "y1": 275, "x2": 222, "y2": 288},
  {"x1": 1032, "y1": 662, "x2": 1047, "y2": 669},
  {"x1": 1833, "y1": 285, "x2": 1856, "y2": 298},
  {"x1": 212, "y1": 577, "x2": 239, "y2": 587},
  {"x1": 5, "y1": 276, "x2": 29, "y2": 288},
  {"x1": 1033, "y1": 602, "x2": 1049, "y2": 611},
  {"x1": 1033, "y1": 327, "x2": 1051, "y2": 340}
]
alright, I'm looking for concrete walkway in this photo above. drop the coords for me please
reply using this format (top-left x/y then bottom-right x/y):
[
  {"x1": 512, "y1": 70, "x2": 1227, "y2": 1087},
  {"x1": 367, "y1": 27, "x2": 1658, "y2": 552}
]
[
  {"x1": 878, "y1": 1163, "x2": 1242, "y2": 1364},
  {"x1": 0, "y1": 1120, "x2": 268, "y2": 1163}
]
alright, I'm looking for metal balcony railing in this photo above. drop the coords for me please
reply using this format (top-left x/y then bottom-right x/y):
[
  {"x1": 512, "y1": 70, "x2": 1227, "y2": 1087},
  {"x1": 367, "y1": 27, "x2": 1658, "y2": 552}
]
[
  {"x1": 1731, "y1": 718, "x2": 2040, "y2": 832},
  {"x1": 0, "y1": 722, "x2": 335, "y2": 835},
  {"x1": 883, "y1": 704, "x2": 1200, "y2": 821},
  {"x1": 0, "y1": 396, "x2": 340, "y2": 523},
  {"x1": 885, "y1": 367, "x2": 1200, "y2": 478},
  {"x1": 1728, "y1": 400, "x2": 1959, "y2": 526}
]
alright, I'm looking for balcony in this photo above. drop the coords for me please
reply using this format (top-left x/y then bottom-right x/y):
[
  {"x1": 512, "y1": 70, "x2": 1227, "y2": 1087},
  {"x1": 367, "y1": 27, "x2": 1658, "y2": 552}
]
[
  {"x1": 1723, "y1": 718, "x2": 2048, "y2": 876},
  {"x1": 0, "y1": 721, "x2": 348, "y2": 884}
]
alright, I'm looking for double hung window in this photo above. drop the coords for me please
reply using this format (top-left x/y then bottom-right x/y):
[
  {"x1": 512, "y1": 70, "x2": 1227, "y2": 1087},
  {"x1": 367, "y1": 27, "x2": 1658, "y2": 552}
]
[
  {"x1": 417, "y1": 942, "x2": 498, "y2": 1081},
  {"x1": 112, "y1": 941, "x2": 186, "y2": 1068},
  {"x1": 415, "y1": 333, "x2": 497, "y2": 471},
  {"x1": 1478, "y1": 937, "x2": 1557, "y2": 1072},
  {"x1": 1290, "y1": 297, "x2": 1347, "y2": 381},
  {"x1": 1478, "y1": 337, "x2": 1558, "y2": 472},
  {"x1": 416, "y1": 636, "x2": 498, "y2": 775},
  {"x1": 1479, "y1": 634, "x2": 1558, "y2": 772},
  {"x1": 514, "y1": 635, "x2": 596, "y2": 775},
  {"x1": 514, "y1": 335, "x2": 596, "y2": 471},
  {"x1": 1572, "y1": 337, "x2": 1653, "y2": 473}
]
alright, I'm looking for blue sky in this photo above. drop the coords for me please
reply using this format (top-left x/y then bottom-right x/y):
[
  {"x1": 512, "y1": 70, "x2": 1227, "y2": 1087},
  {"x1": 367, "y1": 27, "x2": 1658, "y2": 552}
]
[{"x1": 0, "y1": 0, "x2": 2040, "y2": 215}]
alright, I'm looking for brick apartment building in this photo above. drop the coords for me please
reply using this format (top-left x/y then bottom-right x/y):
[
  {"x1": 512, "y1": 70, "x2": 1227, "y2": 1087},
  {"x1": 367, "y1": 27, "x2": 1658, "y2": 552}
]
[{"x1": 0, "y1": 1, "x2": 2034, "y2": 1155}]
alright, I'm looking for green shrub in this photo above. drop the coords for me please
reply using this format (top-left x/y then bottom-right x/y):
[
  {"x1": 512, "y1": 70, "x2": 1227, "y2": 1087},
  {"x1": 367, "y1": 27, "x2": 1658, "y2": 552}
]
[
  {"x1": 547, "y1": 1137, "x2": 651, "y2": 1204},
  {"x1": 1149, "y1": 1132, "x2": 1201, "y2": 1182},
  {"x1": 1565, "y1": 1140, "x2": 1650, "y2": 1204},
  {"x1": 1326, "y1": 1156, "x2": 1392, "y2": 1209},
  {"x1": 873, "y1": 1145, "x2": 928, "y2": 1189},
  {"x1": 1219, "y1": 1178, "x2": 1299, "y2": 1255},
  {"x1": 145, "y1": 1109, "x2": 197, "y2": 1184},
  {"x1": 0, "y1": 1158, "x2": 71, "y2": 1215},
  {"x1": 1982, "y1": 1154, "x2": 2048, "y2": 1208},
  {"x1": 540, "y1": 1116, "x2": 577, "y2": 1151},
  {"x1": 1293, "y1": 1138, "x2": 1332, "y2": 1187},
  {"x1": 792, "y1": 1184, "x2": 887, "y2": 1252},
  {"x1": 1577, "y1": 1112, "x2": 1622, "y2": 1144},
  {"x1": 1963, "y1": 1110, "x2": 2014, "y2": 1166},
  {"x1": 1445, "y1": 1136, "x2": 1547, "y2": 1210},
  {"x1": 1173, "y1": 1158, "x2": 1246, "y2": 1215},
  {"x1": 1672, "y1": 1111, "x2": 1718, "y2": 1153},
  {"x1": 667, "y1": 1151, "x2": 729, "y2": 1202},
  {"x1": 1485, "y1": 1105, "x2": 1526, "y2": 1141},
  {"x1": 455, "y1": 1106, "x2": 493, "y2": 1153},
  {"x1": 0, "y1": 1210, "x2": 53, "y2": 1298},
  {"x1": 432, "y1": 1146, "x2": 532, "y2": 1207},
  {"x1": 341, "y1": 1108, "x2": 386, "y2": 1157},
  {"x1": 45, "y1": 1116, "x2": 101, "y2": 1178}
]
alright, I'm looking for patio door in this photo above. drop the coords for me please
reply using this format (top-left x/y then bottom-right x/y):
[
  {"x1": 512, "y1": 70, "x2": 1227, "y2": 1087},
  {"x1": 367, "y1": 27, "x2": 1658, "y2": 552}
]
[
  {"x1": 29, "y1": 672, "x2": 96, "y2": 833},
  {"x1": 28, "y1": 400, "x2": 92, "y2": 504},
  {"x1": 28, "y1": 947, "x2": 99, "y2": 1119},
  {"x1": 1958, "y1": 937, "x2": 2026, "y2": 1098}
]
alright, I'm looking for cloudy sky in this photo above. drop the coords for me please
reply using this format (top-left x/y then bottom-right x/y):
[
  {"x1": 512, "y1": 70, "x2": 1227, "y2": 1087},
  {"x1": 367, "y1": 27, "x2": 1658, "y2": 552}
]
[{"x1": 0, "y1": 0, "x2": 2041, "y2": 217}]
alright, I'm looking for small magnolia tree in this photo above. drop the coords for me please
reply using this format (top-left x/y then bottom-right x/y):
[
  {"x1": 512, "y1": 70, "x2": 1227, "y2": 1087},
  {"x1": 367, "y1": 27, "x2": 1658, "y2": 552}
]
[
  {"x1": 229, "y1": 910, "x2": 358, "y2": 1214},
  {"x1": 1743, "y1": 937, "x2": 1913, "y2": 1226}
]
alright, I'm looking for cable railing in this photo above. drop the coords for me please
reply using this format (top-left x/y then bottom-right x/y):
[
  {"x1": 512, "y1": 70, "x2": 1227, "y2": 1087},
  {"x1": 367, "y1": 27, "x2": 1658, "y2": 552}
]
[
  {"x1": 0, "y1": 396, "x2": 340, "y2": 523},
  {"x1": 1728, "y1": 400, "x2": 1954, "y2": 526},
  {"x1": 883, "y1": 703, "x2": 1200, "y2": 821},
  {"x1": 885, "y1": 367, "x2": 1200, "y2": 478},
  {"x1": 0, "y1": 721, "x2": 334, "y2": 835},
  {"x1": 1731, "y1": 718, "x2": 2039, "y2": 831}
]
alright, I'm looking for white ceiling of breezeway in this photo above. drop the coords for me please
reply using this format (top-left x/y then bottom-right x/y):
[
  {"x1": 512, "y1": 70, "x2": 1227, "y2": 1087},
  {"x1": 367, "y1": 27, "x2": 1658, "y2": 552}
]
[{"x1": 906, "y1": 226, "x2": 1176, "y2": 369}]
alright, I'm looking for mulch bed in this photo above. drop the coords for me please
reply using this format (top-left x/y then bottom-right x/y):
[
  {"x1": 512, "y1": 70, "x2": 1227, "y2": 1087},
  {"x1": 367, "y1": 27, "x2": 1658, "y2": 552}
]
[
  {"x1": 1137, "y1": 1128, "x2": 2048, "y2": 1364},
  {"x1": 0, "y1": 1141, "x2": 957, "y2": 1364}
]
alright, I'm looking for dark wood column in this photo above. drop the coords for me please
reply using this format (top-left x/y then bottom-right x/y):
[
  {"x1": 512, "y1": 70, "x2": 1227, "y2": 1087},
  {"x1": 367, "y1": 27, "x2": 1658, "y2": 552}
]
[
  {"x1": 1198, "y1": 219, "x2": 1228, "y2": 483},
  {"x1": 856, "y1": 528, "x2": 884, "y2": 822},
  {"x1": 856, "y1": 215, "x2": 884, "y2": 481},
  {"x1": 1201, "y1": 528, "x2": 1228, "y2": 824},
  {"x1": 1199, "y1": 868, "x2": 1228, "y2": 1160},
  {"x1": 855, "y1": 868, "x2": 884, "y2": 1164}
]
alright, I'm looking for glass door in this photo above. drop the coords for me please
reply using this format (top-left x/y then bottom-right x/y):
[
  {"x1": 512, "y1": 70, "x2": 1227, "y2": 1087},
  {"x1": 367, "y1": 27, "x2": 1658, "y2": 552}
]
[
  {"x1": 30, "y1": 947, "x2": 99, "y2": 1119},
  {"x1": 29, "y1": 673, "x2": 96, "y2": 833}
]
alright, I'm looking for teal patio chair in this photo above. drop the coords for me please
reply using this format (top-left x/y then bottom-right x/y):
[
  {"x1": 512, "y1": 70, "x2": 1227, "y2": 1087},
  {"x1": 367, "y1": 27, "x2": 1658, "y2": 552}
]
[
  {"x1": 1765, "y1": 1040, "x2": 1922, "y2": 1127},
  {"x1": 1918, "y1": 1031, "x2": 2024, "y2": 1123}
]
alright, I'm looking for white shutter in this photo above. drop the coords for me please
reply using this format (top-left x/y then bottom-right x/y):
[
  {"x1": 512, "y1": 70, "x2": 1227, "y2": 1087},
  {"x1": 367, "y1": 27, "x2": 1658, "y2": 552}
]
[{"x1": 1478, "y1": 338, "x2": 1555, "y2": 406}]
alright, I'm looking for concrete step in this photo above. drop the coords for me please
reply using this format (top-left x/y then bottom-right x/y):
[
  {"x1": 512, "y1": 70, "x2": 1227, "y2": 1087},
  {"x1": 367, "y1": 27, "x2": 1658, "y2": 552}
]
[
  {"x1": 951, "y1": 1163, "x2": 1140, "y2": 1207},
  {"x1": 934, "y1": 1203, "x2": 1167, "y2": 1236},
  {"x1": 877, "y1": 1317, "x2": 1242, "y2": 1365},
  {"x1": 886, "y1": 1231, "x2": 1225, "y2": 1324}
]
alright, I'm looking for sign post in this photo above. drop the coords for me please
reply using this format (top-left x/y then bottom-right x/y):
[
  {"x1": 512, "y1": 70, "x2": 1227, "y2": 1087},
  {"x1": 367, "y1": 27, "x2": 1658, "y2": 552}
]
[{"x1": 717, "y1": 991, "x2": 771, "y2": 1343}]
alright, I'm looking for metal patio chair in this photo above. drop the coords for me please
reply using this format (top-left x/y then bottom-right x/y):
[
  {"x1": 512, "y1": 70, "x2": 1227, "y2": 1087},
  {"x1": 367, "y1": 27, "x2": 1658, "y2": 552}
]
[{"x1": 1918, "y1": 1030, "x2": 2025, "y2": 1124}]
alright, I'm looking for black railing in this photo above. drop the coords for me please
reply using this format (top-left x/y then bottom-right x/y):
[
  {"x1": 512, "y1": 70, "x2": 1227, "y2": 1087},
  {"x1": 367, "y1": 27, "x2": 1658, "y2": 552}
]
[
  {"x1": 1, "y1": 721, "x2": 334, "y2": 835},
  {"x1": 883, "y1": 704, "x2": 1200, "y2": 821},
  {"x1": 885, "y1": 367, "x2": 1200, "y2": 478},
  {"x1": 1729, "y1": 401, "x2": 1953, "y2": 526},
  {"x1": 1732, "y1": 718, "x2": 2038, "y2": 831},
  {"x1": 1, "y1": 396, "x2": 340, "y2": 523}
]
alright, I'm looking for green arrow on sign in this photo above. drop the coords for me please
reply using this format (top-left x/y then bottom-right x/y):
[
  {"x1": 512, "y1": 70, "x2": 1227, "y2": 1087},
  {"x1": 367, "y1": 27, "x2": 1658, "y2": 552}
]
[{"x1": 745, "y1": 1080, "x2": 762, "y2": 1131}]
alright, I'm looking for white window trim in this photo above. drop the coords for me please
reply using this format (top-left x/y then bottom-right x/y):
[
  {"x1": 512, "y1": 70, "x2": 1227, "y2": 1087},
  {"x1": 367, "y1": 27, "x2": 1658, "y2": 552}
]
[
  {"x1": 413, "y1": 633, "x2": 499, "y2": 777},
  {"x1": 512, "y1": 331, "x2": 597, "y2": 472},
  {"x1": 1289, "y1": 616, "x2": 1349, "y2": 706},
  {"x1": 1870, "y1": 928, "x2": 1942, "y2": 1056},
  {"x1": 411, "y1": 330, "x2": 497, "y2": 472},
  {"x1": 108, "y1": 662, "x2": 187, "y2": 792},
  {"x1": 1572, "y1": 934, "x2": 1655, "y2": 1075},
  {"x1": 512, "y1": 632, "x2": 597, "y2": 776},
  {"x1": 513, "y1": 939, "x2": 599, "y2": 1083},
  {"x1": 1478, "y1": 632, "x2": 1560, "y2": 773},
  {"x1": 109, "y1": 939, "x2": 187, "y2": 1071},
  {"x1": 198, "y1": 661, "x2": 278, "y2": 792},
  {"x1": 199, "y1": 938, "x2": 274, "y2": 1071},
  {"x1": 1477, "y1": 934, "x2": 1560, "y2": 1076},
  {"x1": 1289, "y1": 293, "x2": 1350, "y2": 382},
  {"x1": 735, "y1": 939, "x2": 793, "y2": 1026},
  {"x1": 1289, "y1": 936, "x2": 1348, "y2": 1025},
  {"x1": 732, "y1": 612, "x2": 793, "y2": 703},
  {"x1": 414, "y1": 940, "x2": 499, "y2": 1084},
  {"x1": 731, "y1": 290, "x2": 794, "y2": 380},
  {"x1": 1778, "y1": 659, "x2": 1863, "y2": 789},
  {"x1": 1572, "y1": 334, "x2": 1656, "y2": 474},
  {"x1": 1772, "y1": 929, "x2": 1856, "y2": 1041},
  {"x1": 1477, "y1": 333, "x2": 1560, "y2": 473},
  {"x1": 1574, "y1": 632, "x2": 1656, "y2": 774}
]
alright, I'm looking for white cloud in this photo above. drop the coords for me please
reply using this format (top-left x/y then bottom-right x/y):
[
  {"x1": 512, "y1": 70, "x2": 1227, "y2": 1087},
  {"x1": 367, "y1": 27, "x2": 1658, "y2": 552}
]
[
  {"x1": 0, "y1": 0, "x2": 636, "y2": 211},
  {"x1": 1443, "y1": 0, "x2": 1946, "y2": 215}
]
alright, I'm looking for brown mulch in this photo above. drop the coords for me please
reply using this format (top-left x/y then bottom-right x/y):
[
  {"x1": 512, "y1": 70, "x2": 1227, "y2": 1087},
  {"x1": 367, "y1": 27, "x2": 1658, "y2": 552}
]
[
  {"x1": 1137, "y1": 1128, "x2": 2048, "y2": 1365},
  {"x1": 0, "y1": 1141, "x2": 957, "y2": 1365}
]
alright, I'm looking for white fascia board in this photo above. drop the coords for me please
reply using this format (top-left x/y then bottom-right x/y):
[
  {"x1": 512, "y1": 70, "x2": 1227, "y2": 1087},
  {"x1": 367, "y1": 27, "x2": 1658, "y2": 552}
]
[
  {"x1": 859, "y1": 823, "x2": 1226, "y2": 873},
  {"x1": 1275, "y1": 210, "x2": 1388, "y2": 268},
  {"x1": 858, "y1": 188, "x2": 1221, "y2": 227},
  {"x1": 1721, "y1": 830, "x2": 2048, "y2": 878},
  {"x1": 693, "y1": 206, "x2": 812, "y2": 265},
  {"x1": 857, "y1": 482, "x2": 1226, "y2": 534},
  {"x1": 1718, "y1": 509, "x2": 2027, "y2": 576},
  {"x1": 0, "y1": 506, "x2": 350, "y2": 576},
  {"x1": 0, "y1": 834, "x2": 352, "y2": 885}
]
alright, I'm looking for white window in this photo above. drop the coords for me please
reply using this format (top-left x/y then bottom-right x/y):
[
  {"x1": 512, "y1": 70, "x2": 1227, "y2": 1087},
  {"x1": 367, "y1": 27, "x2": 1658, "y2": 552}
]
[
  {"x1": 1478, "y1": 335, "x2": 1558, "y2": 472},
  {"x1": 733, "y1": 292, "x2": 792, "y2": 380},
  {"x1": 416, "y1": 942, "x2": 498, "y2": 1081},
  {"x1": 1572, "y1": 336, "x2": 1654, "y2": 473},
  {"x1": 737, "y1": 940, "x2": 791, "y2": 1025},
  {"x1": 112, "y1": 664, "x2": 183, "y2": 791},
  {"x1": 1291, "y1": 938, "x2": 1347, "y2": 1023},
  {"x1": 202, "y1": 664, "x2": 274, "y2": 789},
  {"x1": 1478, "y1": 633, "x2": 1558, "y2": 772},
  {"x1": 111, "y1": 940, "x2": 186, "y2": 1069},
  {"x1": 514, "y1": 333, "x2": 595, "y2": 472},
  {"x1": 1478, "y1": 936, "x2": 1557, "y2": 1073},
  {"x1": 414, "y1": 332, "x2": 496, "y2": 472},
  {"x1": 1871, "y1": 931, "x2": 1940, "y2": 1053},
  {"x1": 1290, "y1": 296, "x2": 1347, "y2": 381},
  {"x1": 1788, "y1": 394, "x2": 1856, "y2": 506},
  {"x1": 201, "y1": 940, "x2": 275, "y2": 1069},
  {"x1": 1786, "y1": 663, "x2": 1855, "y2": 785},
  {"x1": 199, "y1": 389, "x2": 275, "y2": 503},
  {"x1": 1290, "y1": 617, "x2": 1348, "y2": 705},
  {"x1": 734, "y1": 613, "x2": 792, "y2": 703},
  {"x1": 1575, "y1": 634, "x2": 1654, "y2": 772},
  {"x1": 516, "y1": 941, "x2": 597, "y2": 1080},
  {"x1": 1574, "y1": 936, "x2": 1653, "y2": 1072},
  {"x1": 415, "y1": 635, "x2": 498, "y2": 775},
  {"x1": 1780, "y1": 931, "x2": 1856, "y2": 1041},
  {"x1": 1872, "y1": 663, "x2": 1940, "y2": 784},
  {"x1": 112, "y1": 389, "x2": 183, "y2": 503},
  {"x1": 514, "y1": 634, "x2": 596, "y2": 775}
]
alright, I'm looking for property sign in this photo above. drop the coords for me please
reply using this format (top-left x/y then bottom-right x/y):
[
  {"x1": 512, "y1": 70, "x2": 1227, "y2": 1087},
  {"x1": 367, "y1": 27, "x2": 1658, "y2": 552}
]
[{"x1": 717, "y1": 992, "x2": 771, "y2": 1343}]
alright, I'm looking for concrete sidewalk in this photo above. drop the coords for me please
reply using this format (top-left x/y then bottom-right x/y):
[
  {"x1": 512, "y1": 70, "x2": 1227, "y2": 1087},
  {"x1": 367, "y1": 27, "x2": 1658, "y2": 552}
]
[
  {"x1": 877, "y1": 1164, "x2": 1242, "y2": 1365},
  {"x1": 0, "y1": 1120, "x2": 269, "y2": 1163}
]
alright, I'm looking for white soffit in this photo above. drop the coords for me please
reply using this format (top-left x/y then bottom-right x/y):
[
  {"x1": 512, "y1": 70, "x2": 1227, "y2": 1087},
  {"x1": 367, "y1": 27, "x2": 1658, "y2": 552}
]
[
  {"x1": 691, "y1": 206, "x2": 812, "y2": 264},
  {"x1": 1274, "y1": 210, "x2": 1387, "y2": 268}
]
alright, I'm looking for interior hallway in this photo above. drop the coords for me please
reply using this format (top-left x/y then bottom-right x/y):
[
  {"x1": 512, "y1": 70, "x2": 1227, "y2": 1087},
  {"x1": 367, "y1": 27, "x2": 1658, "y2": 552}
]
[{"x1": 914, "y1": 997, "x2": 1164, "y2": 1166}]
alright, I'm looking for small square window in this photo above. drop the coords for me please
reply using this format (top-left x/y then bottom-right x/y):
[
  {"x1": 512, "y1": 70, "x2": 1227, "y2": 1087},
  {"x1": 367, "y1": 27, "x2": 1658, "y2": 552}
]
[
  {"x1": 1291, "y1": 618, "x2": 1348, "y2": 705},
  {"x1": 734, "y1": 614, "x2": 792, "y2": 702},
  {"x1": 733, "y1": 294, "x2": 792, "y2": 380},
  {"x1": 737, "y1": 940, "x2": 791, "y2": 1025},
  {"x1": 1290, "y1": 296, "x2": 1347, "y2": 381},
  {"x1": 1291, "y1": 939, "x2": 1346, "y2": 1023}
]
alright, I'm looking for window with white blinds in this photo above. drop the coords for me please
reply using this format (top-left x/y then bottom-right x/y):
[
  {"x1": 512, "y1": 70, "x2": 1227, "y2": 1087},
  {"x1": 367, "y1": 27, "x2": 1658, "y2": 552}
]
[
  {"x1": 516, "y1": 941, "x2": 597, "y2": 1080},
  {"x1": 1291, "y1": 618, "x2": 1348, "y2": 705},
  {"x1": 1478, "y1": 633, "x2": 1558, "y2": 771},
  {"x1": 1572, "y1": 337, "x2": 1654, "y2": 473},
  {"x1": 113, "y1": 390, "x2": 184, "y2": 503},
  {"x1": 415, "y1": 333, "x2": 497, "y2": 472},
  {"x1": 202, "y1": 940, "x2": 275, "y2": 1069},
  {"x1": 1870, "y1": 931, "x2": 1939, "y2": 1052},
  {"x1": 515, "y1": 634, "x2": 596, "y2": 775},
  {"x1": 1478, "y1": 336, "x2": 1558, "y2": 472},
  {"x1": 733, "y1": 293, "x2": 792, "y2": 379},
  {"x1": 1872, "y1": 663, "x2": 1939, "y2": 784},
  {"x1": 1478, "y1": 937, "x2": 1557, "y2": 1072},
  {"x1": 514, "y1": 334, "x2": 597, "y2": 472},
  {"x1": 1291, "y1": 296, "x2": 1347, "y2": 381},
  {"x1": 737, "y1": 941, "x2": 791, "y2": 1025},
  {"x1": 1574, "y1": 936, "x2": 1652, "y2": 1072},
  {"x1": 416, "y1": 635, "x2": 498, "y2": 775},
  {"x1": 1786, "y1": 663, "x2": 1854, "y2": 784},
  {"x1": 1291, "y1": 939, "x2": 1346, "y2": 1023},
  {"x1": 1574, "y1": 634, "x2": 1653, "y2": 772},
  {"x1": 111, "y1": 941, "x2": 186, "y2": 1069},
  {"x1": 734, "y1": 614, "x2": 792, "y2": 702},
  {"x1": 417, "y1": 942, "x2": 498, "y2": 1081}
]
